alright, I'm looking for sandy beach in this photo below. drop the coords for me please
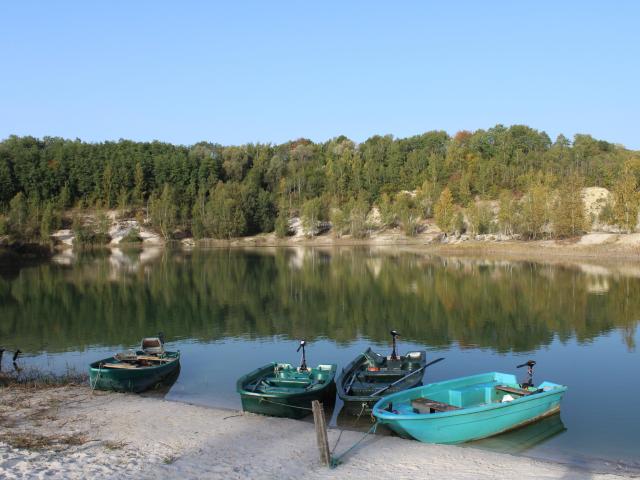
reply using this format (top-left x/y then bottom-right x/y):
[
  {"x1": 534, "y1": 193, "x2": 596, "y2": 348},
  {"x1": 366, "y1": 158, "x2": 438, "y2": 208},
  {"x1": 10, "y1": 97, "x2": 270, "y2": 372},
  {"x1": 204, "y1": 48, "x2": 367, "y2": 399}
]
[{"x1": 0, "y1": 385, "x2": 634, "y2": 480}]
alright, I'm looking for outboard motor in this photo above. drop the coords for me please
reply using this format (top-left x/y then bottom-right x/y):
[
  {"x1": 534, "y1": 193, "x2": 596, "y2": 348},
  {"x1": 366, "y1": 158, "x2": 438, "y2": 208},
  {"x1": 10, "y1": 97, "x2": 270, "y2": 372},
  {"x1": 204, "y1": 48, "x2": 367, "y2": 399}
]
[
  {"x1": 297, "y1": 340, "x2": 308, "y2": 371},
  {"x1": 517, "y1": 360, "x2": 536, "y2": 389},
  {"x1": 390, "y1": 330, "x2": 400, "y2": 360},
  {"x1": 158, "y1": 332, "x2": 165, "y2": 345}
]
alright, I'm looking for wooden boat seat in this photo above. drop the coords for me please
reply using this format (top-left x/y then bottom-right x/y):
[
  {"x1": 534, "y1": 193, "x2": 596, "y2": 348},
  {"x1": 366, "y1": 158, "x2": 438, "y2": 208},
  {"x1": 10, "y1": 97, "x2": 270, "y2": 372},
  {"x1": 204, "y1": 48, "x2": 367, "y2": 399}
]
[
  {"x1": 136, "y1": 355, "x2": 171, "y2": 363},
  {"x1": 411, "y1": 397, "x2": 460, "y2": 414},
  {"x1": 496, "y1": 385, "x2": 533, "y2": 396},
  {"x1": 102, "y1": 363, "x2": 138, "y2": 369}
]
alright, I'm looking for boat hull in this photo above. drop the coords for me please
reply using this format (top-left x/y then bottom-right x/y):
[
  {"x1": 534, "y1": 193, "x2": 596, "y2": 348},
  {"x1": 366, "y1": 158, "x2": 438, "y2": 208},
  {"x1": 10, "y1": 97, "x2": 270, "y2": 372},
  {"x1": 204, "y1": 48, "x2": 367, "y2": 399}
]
[
  {"x1": 237, "y1": 363, "x2": 337, "y2": 419},
  {"x1": 373, "y1": 372, "x2": 567, "y2": 444},
  {"x1": 89, "y1": 351, "x2": 181, "y2": 393}
]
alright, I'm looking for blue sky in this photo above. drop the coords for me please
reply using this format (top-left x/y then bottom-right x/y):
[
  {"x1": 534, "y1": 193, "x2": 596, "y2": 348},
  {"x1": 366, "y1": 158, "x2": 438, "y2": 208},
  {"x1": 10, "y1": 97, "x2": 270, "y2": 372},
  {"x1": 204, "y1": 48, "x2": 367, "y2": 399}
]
[{"x1": 1, "y1": 1, "x2": 638, "y2": 148}]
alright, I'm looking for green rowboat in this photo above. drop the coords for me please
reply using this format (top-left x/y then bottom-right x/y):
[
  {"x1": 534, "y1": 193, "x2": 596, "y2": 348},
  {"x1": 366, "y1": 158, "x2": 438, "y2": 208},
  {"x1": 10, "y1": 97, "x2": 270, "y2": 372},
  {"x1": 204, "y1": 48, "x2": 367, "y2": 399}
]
[
  {"x1": 372, "y1": 368, "x2": 567, "y2": 444},
  {"x1": 237, "y1": 340, "x2": 337, "y2": 419},
  {"x1": 89, "y1": 337, "x2": 180, "y2": 393}
]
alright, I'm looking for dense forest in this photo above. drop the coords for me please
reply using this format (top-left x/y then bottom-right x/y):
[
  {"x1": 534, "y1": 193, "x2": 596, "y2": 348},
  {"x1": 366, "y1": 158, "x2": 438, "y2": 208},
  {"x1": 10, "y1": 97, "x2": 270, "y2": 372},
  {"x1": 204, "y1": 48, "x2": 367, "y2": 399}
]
[{"x1": 0, "y1": 125, "x2": 639, "y2": 243}]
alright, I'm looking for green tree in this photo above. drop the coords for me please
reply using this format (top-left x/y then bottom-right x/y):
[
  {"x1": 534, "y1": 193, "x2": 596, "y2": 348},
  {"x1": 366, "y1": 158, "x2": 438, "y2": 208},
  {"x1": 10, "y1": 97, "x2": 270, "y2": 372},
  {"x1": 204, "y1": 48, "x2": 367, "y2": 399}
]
[
  {"x1": 8, "y1": 192, "x2": 28, "y2": 238},
  {"x1": 274, "y1": 203, "x2": 290, "y2": 238},
  {"x1": 204, "y1": 182, "x2": 246, "y2": 239},
  {"x1": 347, "y1": 195, "x2": 369, "y2": 238},
  {"x1": 39, "y1": 201, "x2": 59, "y2": 242},
  {"x1": 552, "y1": 174, "x2": 587, "y2": 238},
  {"x1": 133, "y1": 162, "x2": 145, "y2": 205},
  {"x1": 149, "y1": 184, "x2": 177, "y2": 239},
  {"x1": 378, "y1": 193, "x2": 397, "y2": 228},
  {"x1": 329, "y1": 205, "x2": 348, "y2": 237},
  {"x1": 520, "y1": 184, "x2": 549, "y2": 239},
  {"x1": 301, "y1": 197, "x2": 323, "y2": 238},
  {"x1": 394, "y1": 193, "x2": 419, "y2": 236},
  {"x1": 434, "y1": 188, "x2": 455, "y2": 234},
  {"x1": 611, "y1": 173, "x2": 639, "y2": 233},
  {"x1": 497, "y1": 190, "x2": 519, "y2": 236},
  {"x1": 117, "y1": 188, "x2": 129, "y2": 219},
  {"x1": 467, "y1": 202, "x2": 495, "y2": 235}
]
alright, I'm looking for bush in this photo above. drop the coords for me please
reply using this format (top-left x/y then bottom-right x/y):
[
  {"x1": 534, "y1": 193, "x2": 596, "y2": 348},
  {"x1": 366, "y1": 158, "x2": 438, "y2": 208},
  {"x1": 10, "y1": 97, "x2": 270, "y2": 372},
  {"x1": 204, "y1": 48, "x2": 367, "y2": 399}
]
[{"x1": 121, "y1": 227, "x2": 143, "y2": 244}]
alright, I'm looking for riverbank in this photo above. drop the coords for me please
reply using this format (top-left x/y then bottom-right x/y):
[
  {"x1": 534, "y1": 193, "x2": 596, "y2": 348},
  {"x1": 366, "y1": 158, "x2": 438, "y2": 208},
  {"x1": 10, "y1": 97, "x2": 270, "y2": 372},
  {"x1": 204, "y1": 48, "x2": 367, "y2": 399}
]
[{"x1": 0, "y1": 386, "x2": 634, "y2": 479}]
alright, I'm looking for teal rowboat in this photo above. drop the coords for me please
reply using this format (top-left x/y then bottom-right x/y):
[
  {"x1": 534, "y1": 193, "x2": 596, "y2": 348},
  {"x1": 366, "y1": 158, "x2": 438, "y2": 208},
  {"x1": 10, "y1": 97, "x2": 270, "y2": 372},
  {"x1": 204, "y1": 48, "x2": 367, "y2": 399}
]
[
  {"x1": 237, "y1": 362, "x2": 337, "y2": 419},
  {"x1": 89, "y1": 337, "x2": 180, "y2": 393},
  {"x1": 237, "y1": 340, "x2": 337, "y2": 419},
  {"x1": 372, "y1": 371, "x2": 567, "y2": 444}
]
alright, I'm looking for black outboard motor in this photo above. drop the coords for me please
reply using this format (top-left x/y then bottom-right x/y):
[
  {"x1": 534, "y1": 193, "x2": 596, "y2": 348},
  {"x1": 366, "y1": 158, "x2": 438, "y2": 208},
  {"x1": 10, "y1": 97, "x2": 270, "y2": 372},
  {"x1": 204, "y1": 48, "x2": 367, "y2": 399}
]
[
  {"x1": 297, "y1": 340, "x2": 308, "y2": 371},
  {"x1": 390, "y1": 330, "x2": 400, "y2": 360},
  {"x1": 158, "y1": 332, "x2": 165, "y2": 345},
  {"x1": 0, "y1": 348, "x2": 4, "y2": 371},
  {"x1": 12, "y1": 349, "x2": 21, "y2": 363},
  {"x1": 517, "y1": 360, "x2": 536, "y2": 389}
]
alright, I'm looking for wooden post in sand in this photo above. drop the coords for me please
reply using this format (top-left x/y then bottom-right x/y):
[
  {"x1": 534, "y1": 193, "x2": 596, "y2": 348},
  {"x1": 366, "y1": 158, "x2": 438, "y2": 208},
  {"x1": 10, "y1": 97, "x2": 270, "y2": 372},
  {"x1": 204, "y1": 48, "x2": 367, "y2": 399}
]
[{"x1": 312, "y1": 400, "x2": 331, "y2": 466}]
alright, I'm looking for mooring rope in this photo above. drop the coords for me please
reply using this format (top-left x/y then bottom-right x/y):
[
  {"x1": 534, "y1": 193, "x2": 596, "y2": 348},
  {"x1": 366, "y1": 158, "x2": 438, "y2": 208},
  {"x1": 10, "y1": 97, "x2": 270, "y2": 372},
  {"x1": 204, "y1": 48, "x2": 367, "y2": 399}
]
[
  {"x1": 90, "y1": 364, "x2": 103, "y2": 392},
  {"x1": 330, "y1": 422, "x2": 378, "y2": 468},
  {"x1": 257, "y1": 397, "x2": 314, "y2": 411},
  {"x1": 330, "y1": 402, "x2": 374, "y2": 465}
]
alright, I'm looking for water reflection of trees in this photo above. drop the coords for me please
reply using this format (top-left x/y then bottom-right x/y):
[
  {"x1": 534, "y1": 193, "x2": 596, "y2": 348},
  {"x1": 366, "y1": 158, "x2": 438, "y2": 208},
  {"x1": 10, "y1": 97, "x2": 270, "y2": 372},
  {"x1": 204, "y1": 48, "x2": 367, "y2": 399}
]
[{"x1": 0, "y1": 248, "x2": 637, "y2": 354}]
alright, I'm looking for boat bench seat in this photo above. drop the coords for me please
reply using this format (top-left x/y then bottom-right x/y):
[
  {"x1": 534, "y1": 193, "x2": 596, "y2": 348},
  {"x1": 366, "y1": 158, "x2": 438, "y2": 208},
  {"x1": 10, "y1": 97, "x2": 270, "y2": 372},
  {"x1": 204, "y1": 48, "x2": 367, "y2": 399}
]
[
  {"x1": 411, "y1": 397, "x2": 460, "y2": 414},
  {"x1": 362, "y1": 370, "x2": 404, "y2": 380},
  {"x1": 266, "y1": 379, "x2": 312, "y2": 387},
  {"x1": 496, "y1": 385, "x2": 533, "y2": 396}
]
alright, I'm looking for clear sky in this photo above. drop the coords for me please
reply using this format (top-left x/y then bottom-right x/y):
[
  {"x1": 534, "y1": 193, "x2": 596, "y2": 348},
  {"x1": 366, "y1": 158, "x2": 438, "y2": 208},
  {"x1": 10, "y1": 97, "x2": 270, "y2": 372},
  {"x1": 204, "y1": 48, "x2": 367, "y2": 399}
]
[{"x1": 1, "y1": 1, "x2": 638, "y2": 148}]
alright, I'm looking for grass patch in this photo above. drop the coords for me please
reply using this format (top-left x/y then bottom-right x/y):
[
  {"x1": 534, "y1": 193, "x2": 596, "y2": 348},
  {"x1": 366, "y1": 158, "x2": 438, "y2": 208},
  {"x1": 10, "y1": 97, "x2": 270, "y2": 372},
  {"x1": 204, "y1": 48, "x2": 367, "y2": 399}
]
[
  {"x1": 121, "y1": 227, "x2": 143, "y2": 244},
  {"x1": 0, "y1": 432, "x2": 88, "y2": 451},
  {"x1": 163, "y1": 454, "x2": 179, "y2": 464},
  {"x1": 103, "y1": 439, "x2": 128, "y2": 450},
  {"x1": 0, "y1": 367, "x2": 88, "y2": 390}
]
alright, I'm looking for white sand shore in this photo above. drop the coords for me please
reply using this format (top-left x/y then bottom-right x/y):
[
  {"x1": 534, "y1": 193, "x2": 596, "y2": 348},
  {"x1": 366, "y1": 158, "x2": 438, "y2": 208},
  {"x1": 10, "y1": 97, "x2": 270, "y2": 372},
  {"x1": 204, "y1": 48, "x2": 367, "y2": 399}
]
[{"x1": 0, "y1": 386, "x2": 632, "y2": 479}]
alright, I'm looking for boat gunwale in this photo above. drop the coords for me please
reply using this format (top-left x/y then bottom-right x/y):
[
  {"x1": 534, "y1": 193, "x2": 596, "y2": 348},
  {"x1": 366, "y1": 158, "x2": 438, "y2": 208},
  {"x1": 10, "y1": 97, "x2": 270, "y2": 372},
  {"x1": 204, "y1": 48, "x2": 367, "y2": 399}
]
[
  {"x1": 89, "y1": 351, "x2": 180, "y2": 372},
  {"x1": 372, "y1": 371, "x2": 567, "y2": 422}
]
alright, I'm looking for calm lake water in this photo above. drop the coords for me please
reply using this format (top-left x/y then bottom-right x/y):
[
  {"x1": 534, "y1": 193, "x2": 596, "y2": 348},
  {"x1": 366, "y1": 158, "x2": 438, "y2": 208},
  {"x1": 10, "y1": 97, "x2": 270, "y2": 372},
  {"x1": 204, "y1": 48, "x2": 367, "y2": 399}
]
[{"x1": 1, "y1": 247, "x2": 639, "y2": 472}]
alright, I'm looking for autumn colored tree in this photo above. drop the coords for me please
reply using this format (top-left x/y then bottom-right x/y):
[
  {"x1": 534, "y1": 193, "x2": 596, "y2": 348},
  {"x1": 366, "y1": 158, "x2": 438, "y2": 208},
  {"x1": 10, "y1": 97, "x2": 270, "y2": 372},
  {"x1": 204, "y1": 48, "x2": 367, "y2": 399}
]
[
  {"x1": 552, "y1": 174, "x2": 587, "y2": 238},
  {"x1": 520, "y1": 184, "x2": 549, "y2": 239},
  {"x1": 434, "y1": 188, "x2": 455, "y2": 234},
  {"x1": 611, "y1": 173, "x2": 639, "y2": 233}
]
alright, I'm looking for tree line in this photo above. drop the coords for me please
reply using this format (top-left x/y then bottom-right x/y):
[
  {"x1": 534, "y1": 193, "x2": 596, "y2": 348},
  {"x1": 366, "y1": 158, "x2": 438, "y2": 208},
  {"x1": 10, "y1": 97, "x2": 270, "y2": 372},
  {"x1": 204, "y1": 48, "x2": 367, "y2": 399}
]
[{"x1": 0, "y1": 125, "x2": 638, "y2": 242}]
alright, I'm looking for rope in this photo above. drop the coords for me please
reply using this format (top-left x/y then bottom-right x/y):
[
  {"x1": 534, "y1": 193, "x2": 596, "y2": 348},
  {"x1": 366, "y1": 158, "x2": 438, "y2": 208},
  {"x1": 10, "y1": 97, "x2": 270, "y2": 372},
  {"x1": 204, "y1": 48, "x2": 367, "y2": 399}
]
[
  {"x1": 90, "y1": 364, "x2": 103, "y2": 393},
  {"x1": 330, "y1": 403, "x2": 373, "y2": 462},
  {"x1": 257, "y1": 397, "x2": 313, "y2": 412},
  {"x1": 330, "y1": 422, "x2": 378, "y2": 469}
]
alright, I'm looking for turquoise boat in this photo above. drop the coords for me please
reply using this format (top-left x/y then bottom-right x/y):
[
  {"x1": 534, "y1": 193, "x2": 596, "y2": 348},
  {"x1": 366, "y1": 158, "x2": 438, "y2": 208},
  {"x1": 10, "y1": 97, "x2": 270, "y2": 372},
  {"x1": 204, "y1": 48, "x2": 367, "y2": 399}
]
[{"x1": 372, "y1": 370, "x2": 567, "y2": 444}]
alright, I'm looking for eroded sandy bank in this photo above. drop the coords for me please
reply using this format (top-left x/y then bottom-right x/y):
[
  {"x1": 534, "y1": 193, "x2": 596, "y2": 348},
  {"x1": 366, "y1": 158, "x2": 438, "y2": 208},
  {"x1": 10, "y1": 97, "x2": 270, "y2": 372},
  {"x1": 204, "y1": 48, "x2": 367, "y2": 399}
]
[{"x1": 0, "y1": 386, "x2": 633, "y2": 479}]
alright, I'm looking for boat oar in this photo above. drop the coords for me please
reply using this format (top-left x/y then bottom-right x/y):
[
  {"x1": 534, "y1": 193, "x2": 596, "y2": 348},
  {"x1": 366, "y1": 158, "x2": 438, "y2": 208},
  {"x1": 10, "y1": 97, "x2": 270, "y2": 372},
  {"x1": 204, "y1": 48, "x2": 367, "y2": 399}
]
[
  {"x1": 369, "y1": 357, "x2": 445, "y2": 398},
  {"x1": 344, "y1": 371, "x2": 359, "y2": 395}
]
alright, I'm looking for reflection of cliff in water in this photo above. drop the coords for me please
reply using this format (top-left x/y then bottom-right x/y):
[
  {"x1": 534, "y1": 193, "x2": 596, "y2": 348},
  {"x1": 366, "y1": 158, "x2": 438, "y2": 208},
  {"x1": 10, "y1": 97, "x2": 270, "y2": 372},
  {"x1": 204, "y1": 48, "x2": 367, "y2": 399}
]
[{"x1": 0, "y1": 247, "x2": 638, "y2": 354}]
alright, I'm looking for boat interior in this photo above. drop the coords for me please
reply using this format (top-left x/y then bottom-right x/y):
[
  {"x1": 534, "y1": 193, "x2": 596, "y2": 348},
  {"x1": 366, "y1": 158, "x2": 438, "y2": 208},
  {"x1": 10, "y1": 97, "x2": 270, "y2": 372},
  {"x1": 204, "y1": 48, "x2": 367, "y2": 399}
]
[
  {"x1": 388, "y1": 381, "x2": 540, "y2": 415},
  {"x1": 247, "y1": 363, "x2": 334, "y2": 393}
]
